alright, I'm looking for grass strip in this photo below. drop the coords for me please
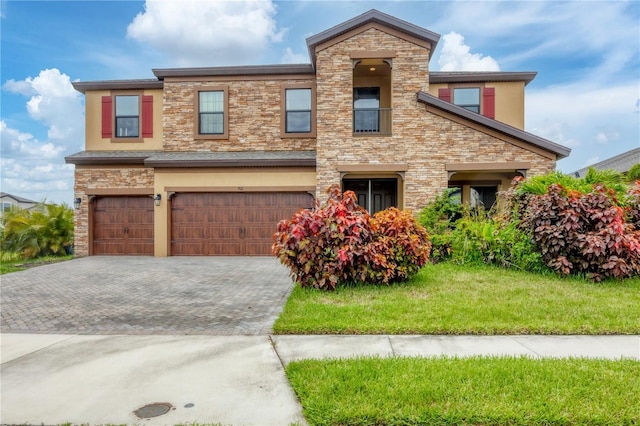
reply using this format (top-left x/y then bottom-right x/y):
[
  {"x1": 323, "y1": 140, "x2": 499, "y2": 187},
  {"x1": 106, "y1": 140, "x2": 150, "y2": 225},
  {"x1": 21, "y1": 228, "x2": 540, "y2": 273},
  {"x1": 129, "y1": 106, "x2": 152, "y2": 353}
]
[
  {"x1": 286, "y1": 356, "x2": 640, "y2": 426},
  {"x1": 0, "y1": 254, "x2": 73, "y2": 275},
  {"x1": 274, "y1": 263, "x2": 640, "y2": 335}
]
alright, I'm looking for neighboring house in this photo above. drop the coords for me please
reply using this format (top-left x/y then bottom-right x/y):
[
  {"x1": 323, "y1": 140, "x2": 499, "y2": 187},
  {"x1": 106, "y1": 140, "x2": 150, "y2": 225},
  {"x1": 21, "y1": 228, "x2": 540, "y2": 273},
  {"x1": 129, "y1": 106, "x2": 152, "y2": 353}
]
[
  {"x1": 65, "y1": 9, "x2": 570, "y2": 257},
  {"x1": 572, "y1": 148, "x2": 640, "y2": 178},
  {"x1": 0, "y1": 192, "x2": 38, "y2": 213}
]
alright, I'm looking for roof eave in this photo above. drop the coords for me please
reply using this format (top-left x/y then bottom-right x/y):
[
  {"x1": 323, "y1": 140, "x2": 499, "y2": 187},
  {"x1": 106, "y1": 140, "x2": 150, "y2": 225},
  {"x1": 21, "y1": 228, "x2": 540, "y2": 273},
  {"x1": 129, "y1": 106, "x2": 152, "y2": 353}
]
[
  {"x1": 152, "y1": 64, "x2": 315, "y2": 79},
  {"x1": 72, "y1": 80, "x2": 163, "y2": 94},
  {"x1": 416, "y1": 91, "x2": 571, "y2": 159},
  {"x1": 144, "y1": 158, "x2": 316, "y2": 168},
  {"x1": 429, "y1": 71, "x2": 538, "y2": 86},
  {"x1": 306, "y1": 9, "x2": 440, "y2": 69}
]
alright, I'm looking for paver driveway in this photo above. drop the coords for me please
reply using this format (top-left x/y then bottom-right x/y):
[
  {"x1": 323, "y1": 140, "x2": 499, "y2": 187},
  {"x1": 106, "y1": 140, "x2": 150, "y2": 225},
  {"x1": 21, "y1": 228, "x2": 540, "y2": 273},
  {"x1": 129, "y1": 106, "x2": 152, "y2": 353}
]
[{"x1": 1, "y1": 256, "x2": 295, "y2": 335}]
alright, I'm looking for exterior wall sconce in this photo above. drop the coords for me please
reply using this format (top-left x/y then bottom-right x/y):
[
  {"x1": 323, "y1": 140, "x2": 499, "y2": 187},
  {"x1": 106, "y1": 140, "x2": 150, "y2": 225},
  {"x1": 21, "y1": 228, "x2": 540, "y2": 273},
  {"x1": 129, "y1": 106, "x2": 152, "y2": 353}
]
[
  {"x1": 154, "y1": 194, "x2": 162, "y2": 207},
  {"x1": 73, "y1": 197, "x2": 82, "y2": 209}
]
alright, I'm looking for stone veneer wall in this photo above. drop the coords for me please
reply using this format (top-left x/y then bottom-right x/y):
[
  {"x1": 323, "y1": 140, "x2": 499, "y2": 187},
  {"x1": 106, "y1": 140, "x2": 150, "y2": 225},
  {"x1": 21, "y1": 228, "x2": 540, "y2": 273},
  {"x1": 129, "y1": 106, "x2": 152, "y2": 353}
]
[
  {"x1": 73, "y1": 167, "x2": 155, "y2": 257},
  {"x1": 162, "y1": 78, "x2": 316, "y2": 152},
  {"x1": 314, "y1": 27, "x2": 556, "y2": 211},
  {"x1": 315, "y1": 27, "x2": 431, "y2": 206}
]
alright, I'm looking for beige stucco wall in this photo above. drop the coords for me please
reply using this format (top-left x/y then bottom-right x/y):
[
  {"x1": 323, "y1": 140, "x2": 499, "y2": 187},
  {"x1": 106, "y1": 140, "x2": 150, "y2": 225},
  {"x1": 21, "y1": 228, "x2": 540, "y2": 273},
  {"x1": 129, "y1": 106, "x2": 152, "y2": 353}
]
[
  {"x1": 427, "y1": 82, "x2": 526, "y2": 129},
  {"x1": 162, "y1": 78, "x2": 316, "y2": 152},
  {"x1": 84, "y1": 89, "x2": 164, "y2": 151}
]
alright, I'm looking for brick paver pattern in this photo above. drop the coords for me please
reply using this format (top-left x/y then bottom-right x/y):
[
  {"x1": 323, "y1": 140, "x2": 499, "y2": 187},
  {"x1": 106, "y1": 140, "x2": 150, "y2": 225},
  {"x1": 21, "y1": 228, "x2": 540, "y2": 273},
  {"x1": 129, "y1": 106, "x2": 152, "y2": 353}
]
[{"x1": 1, "y1": 257, "x2": 294, "y2": 335}]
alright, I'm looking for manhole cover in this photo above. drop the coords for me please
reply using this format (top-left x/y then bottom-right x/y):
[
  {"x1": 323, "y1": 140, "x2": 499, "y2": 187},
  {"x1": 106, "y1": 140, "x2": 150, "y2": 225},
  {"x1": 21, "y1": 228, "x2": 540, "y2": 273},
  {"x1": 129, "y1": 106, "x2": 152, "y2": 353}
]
[{"x1": 133, "y1": 402, "x2": 173, "y2": 419}]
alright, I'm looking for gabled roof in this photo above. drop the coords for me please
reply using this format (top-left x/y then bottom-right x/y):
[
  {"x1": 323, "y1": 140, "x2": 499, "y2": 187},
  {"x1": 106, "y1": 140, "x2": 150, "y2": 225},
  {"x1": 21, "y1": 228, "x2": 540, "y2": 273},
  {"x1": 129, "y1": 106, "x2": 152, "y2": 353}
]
[
  {"x1": 306, "y1": 9, "x2": 440, "y2": 68},
  {"x1": 430, "y1": 71, "x2": 537, "y2": 86},
  {"x1": 572, "y1": 147, "x2": 640, "y2": 177},
  {"x1": 417, "y1": 92, "x2": 571, "y2": 159},
  {"x1": 0, "y1": 192, "x2": 37, "y2": 204}
]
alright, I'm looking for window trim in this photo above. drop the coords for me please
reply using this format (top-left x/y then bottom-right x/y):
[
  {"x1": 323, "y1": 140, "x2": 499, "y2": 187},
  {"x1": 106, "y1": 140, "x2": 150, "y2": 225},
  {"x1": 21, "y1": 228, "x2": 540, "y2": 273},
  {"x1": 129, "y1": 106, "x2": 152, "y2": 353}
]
[
  {"x1": 280, "y1": 83, "x2": 316, "y2": 138},
  {"x1": 451, "y1": 84, "x2": 483, "y2": 114},
  {"x1": 110, "y1": 91, "x2": 143, "y2": 143},
  {"x1": 194, "y1": 86, "x2": 229, "y2": 140}
]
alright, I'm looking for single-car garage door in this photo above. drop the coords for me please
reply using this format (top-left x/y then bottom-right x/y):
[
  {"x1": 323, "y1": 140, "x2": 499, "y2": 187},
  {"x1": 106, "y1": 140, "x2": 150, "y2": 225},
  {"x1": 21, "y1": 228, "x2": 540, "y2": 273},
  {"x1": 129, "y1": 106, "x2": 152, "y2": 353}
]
[
  {"x1": 171, "y1": 192, "x2": 314, "y2": 256},
  {"x1": 92, "y1": 196, "x2": 154, "y2": 255}
]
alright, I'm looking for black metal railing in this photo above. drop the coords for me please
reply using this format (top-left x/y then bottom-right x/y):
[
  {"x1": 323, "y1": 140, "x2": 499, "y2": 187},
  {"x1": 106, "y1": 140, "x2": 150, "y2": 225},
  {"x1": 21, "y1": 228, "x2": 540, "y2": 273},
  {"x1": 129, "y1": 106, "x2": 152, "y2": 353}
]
[{"x1": 353, "y1": 108, "x2": 392, "y2": 135}]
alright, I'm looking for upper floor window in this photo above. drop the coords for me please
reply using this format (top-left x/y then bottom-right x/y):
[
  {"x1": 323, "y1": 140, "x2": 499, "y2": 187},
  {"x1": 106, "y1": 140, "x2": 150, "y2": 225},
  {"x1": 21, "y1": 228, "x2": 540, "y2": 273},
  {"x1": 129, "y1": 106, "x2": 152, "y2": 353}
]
[
  {"x1": 199, "y1": 91, "x2": 224, "y2": 134},
  {"x1": 115, "y1": 95, "x2": 139, "y2": 138},
  {"x1": 438, "y1": 86, "x2": 495, "y2": 119},
  {"x1": 453, "y1": 88, "x2": 480, "y2": 113},
  {"x1": 285, "y1": 89, "x2": 312, "y2": 133},
  {"x1": 101, "y1": 93, "x2": 153, "y2": 141},
  {"x1": 194, "y1": 87, "x2": 228, "y2": 140},
  {"x1": 354, "y1": 87, "x2": 381, "y2": 133},
  {"x1": 280, "y1": 83, "x2": 316, "y2": 138}
]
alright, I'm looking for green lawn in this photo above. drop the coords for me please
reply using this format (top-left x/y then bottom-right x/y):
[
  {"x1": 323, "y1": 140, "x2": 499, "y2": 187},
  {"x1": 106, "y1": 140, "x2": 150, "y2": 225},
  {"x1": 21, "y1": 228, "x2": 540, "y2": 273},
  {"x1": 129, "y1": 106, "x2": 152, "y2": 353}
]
[
  {"x1": 286, "y1": 356, "x2": 640, "y2": 426},
  {"x1": 274, "y1": 263, "x2": 640, "y2": 335},
  {"x1": 0, "y1": 254, "x2": 73, "y2": 275}
]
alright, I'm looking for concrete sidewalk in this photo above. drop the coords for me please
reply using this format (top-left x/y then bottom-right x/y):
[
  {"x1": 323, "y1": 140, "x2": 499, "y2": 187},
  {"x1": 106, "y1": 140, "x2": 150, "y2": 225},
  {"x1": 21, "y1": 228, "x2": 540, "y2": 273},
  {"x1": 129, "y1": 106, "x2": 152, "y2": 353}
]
[{"x1": 1, "y1": 334, "x2": 639, "y2": 425}]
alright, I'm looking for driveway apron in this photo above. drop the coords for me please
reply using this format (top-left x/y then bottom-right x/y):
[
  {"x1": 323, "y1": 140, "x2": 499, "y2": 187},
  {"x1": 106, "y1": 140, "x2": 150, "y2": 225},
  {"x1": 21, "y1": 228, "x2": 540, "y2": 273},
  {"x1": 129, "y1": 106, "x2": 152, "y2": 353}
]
[{"x1": 0, "y1": 256, "x2": 295, "y2": 335}]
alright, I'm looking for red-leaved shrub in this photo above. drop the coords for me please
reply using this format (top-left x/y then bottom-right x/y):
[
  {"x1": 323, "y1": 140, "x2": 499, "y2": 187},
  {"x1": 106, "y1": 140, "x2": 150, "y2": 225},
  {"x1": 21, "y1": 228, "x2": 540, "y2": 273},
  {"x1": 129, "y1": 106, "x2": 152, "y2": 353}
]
[
  {"x1": 627, "y1": 181, "x2": 640, "y2": 230},
  {"x1": 272, "y1": 186, "x2": 431, "y2": 289},
  {"x1": 272, "y1": 185, "x2": 373, "y2": 290},
  {"x1": 365, "y1": 208, "x2": 431, "y2": 284},
  {"x1": 521, "y1": 183, "x2": 640, "y2": 281}
]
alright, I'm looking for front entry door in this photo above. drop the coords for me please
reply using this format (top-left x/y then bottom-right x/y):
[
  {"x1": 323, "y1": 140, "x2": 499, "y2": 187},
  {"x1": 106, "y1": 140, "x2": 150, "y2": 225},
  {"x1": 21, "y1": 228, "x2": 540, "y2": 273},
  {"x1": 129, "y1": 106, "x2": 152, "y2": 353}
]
[{"x1": 343, "y1": 178, "x2": 397, "y2": 214}]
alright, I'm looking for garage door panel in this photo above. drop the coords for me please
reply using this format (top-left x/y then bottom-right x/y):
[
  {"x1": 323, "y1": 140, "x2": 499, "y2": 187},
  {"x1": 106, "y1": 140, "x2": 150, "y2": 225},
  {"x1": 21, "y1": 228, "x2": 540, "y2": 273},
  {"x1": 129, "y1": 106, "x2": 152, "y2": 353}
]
[
  {"x1": 172, "y1": 225, "x2": 206, "y2": 239},
  {"x1": 92, "y1": 196, "x2": 154, "y2": 256},
  {"x1": 171, "y1": 192, "x2": 313, "y2": 256},
  {"x1": 172, "y1": 241, "x2": 206, "y2": 256}
]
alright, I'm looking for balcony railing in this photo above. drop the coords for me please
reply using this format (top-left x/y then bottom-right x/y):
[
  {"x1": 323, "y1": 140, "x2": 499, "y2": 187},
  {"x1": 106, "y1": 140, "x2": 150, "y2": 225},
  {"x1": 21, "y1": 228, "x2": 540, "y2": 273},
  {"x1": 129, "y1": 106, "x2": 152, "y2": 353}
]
[{"x1": 353, "y1": 108, "x2": 392, "y2": 135}]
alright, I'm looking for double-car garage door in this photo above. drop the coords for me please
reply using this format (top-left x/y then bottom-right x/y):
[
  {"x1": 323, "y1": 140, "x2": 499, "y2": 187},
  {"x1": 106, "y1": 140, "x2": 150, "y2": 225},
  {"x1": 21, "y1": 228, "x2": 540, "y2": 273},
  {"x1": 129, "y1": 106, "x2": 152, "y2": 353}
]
[{"x1": 92, "y1": 192, "x2": 313, "y2": 256}]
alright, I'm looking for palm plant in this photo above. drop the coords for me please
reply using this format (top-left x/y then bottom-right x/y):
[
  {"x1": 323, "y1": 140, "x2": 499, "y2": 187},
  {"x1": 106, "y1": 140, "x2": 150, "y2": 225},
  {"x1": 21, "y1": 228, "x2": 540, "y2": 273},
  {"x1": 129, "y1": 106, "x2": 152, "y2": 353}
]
[{"x1": 1, "y1": 202, "x2": 74, "y2": 259}]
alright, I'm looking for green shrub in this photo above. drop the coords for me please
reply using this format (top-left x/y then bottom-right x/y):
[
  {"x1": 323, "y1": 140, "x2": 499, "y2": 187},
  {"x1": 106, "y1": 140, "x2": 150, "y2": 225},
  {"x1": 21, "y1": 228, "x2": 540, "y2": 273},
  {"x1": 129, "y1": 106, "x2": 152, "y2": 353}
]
[
  {"x1": 417, "y1": 188, "x2": 462, "y2": 262},
  {"x1": 1, "y1": 202, "x2": 74, "y2": 259},
  {"x1": 365, "y1": 207, "x2": 431, "y2": 284},
  {"x1": 626, "y1": 163, "x2": 640, "y2": 182},
  {"x1": 273, "y1": 186, "x2": 431, "y2": 289},
  {"x1": 518, "y1": 168, "x2": 627, "y2": 200},
  {"x1": 521, "y1": 183, "x2": 640, "y2": 281},
  {"x1": 449, "y1": 210, "x2": 545, "y2": 272}
]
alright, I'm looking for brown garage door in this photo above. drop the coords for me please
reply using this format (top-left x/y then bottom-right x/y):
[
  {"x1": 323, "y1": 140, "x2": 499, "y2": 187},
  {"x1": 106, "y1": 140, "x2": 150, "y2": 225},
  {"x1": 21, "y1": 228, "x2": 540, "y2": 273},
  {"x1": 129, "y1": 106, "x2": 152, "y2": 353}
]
[
  {"x1": 171, "y1": 192, "x2": 314, "y2": 256},
  {"x1": 92, "y1": 196, "x2": 154, "y2": 255}
]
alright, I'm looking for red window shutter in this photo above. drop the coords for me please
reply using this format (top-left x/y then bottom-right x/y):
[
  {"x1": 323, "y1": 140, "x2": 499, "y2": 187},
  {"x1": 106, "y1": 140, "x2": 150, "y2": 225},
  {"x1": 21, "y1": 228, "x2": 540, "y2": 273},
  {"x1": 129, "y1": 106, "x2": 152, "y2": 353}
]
[
  {"x1": 101, "y1": 96, "x2": 113, "y2": 138},
  {"x1": 141, "y1": 95, "x2": 153, "y2": 138},
  {"x1": 438, "y1": 88, "x2": 451, "y2": 102},
  {"x1": 482, "y1": 87, "x2": 495, "y2": 119}
]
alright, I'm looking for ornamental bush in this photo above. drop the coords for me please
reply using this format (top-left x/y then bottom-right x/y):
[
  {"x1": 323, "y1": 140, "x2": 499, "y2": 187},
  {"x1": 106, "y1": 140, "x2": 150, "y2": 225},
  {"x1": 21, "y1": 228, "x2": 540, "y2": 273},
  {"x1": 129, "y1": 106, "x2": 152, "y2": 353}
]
[
  {"x1": 520, "y1": 183, "x2": 640, "y2": 281},
  {"x1": 365, "y1": 208, "x2": 431, "y2": 284},
  {"x1": 272, "y1": 186, "x2": 431, "y2": 289}
]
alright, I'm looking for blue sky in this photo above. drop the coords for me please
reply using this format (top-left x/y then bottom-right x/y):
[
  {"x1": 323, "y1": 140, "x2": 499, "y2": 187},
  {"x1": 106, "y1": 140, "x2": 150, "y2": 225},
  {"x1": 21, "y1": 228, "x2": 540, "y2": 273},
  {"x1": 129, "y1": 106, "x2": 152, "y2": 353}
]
[{"x1": 1, "y1": 0, "x2": 639, "y2": 204}]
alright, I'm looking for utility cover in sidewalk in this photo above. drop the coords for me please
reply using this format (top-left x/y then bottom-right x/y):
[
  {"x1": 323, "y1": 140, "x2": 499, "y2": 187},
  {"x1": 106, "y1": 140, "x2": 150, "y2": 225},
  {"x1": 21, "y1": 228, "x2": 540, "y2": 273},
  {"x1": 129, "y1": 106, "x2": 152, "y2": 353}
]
[{"x1": 133, "y1": 402, "x2": 173, "y2": 419}]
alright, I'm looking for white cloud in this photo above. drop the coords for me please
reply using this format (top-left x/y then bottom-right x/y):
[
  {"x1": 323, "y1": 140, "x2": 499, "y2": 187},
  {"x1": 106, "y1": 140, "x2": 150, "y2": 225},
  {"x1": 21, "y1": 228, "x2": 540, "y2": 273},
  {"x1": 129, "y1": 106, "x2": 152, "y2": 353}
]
[
  {"x1": 1, "y1": 68, "x2": 83, "y2": 204},
  {"x1": 528, "y1": 82, "x2": 639, "y2": 173},
  {"x1": 127, "y1": 0, "x2": 286, "y2": 67},
  {"x1": 437, "y1": 32, "x2": 500, "y2": 72},
  {"x1": 280, "y1": 47, "x2": 308, "y2": 64}
]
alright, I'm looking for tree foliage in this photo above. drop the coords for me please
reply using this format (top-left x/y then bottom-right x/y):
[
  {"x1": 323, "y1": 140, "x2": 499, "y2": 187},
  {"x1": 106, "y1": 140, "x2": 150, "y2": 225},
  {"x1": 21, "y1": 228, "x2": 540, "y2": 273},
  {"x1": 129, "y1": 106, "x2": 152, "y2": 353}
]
[{"x1": 1, "y1": 202, "x2": 74, "y2": 259}]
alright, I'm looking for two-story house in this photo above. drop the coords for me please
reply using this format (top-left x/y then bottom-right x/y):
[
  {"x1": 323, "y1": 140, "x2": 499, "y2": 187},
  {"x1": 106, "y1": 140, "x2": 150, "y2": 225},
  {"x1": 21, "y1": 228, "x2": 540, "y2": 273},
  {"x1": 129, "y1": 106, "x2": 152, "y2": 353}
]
[{"x1": 66, "y1": 9, "x2": 570, "y2": 257}]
